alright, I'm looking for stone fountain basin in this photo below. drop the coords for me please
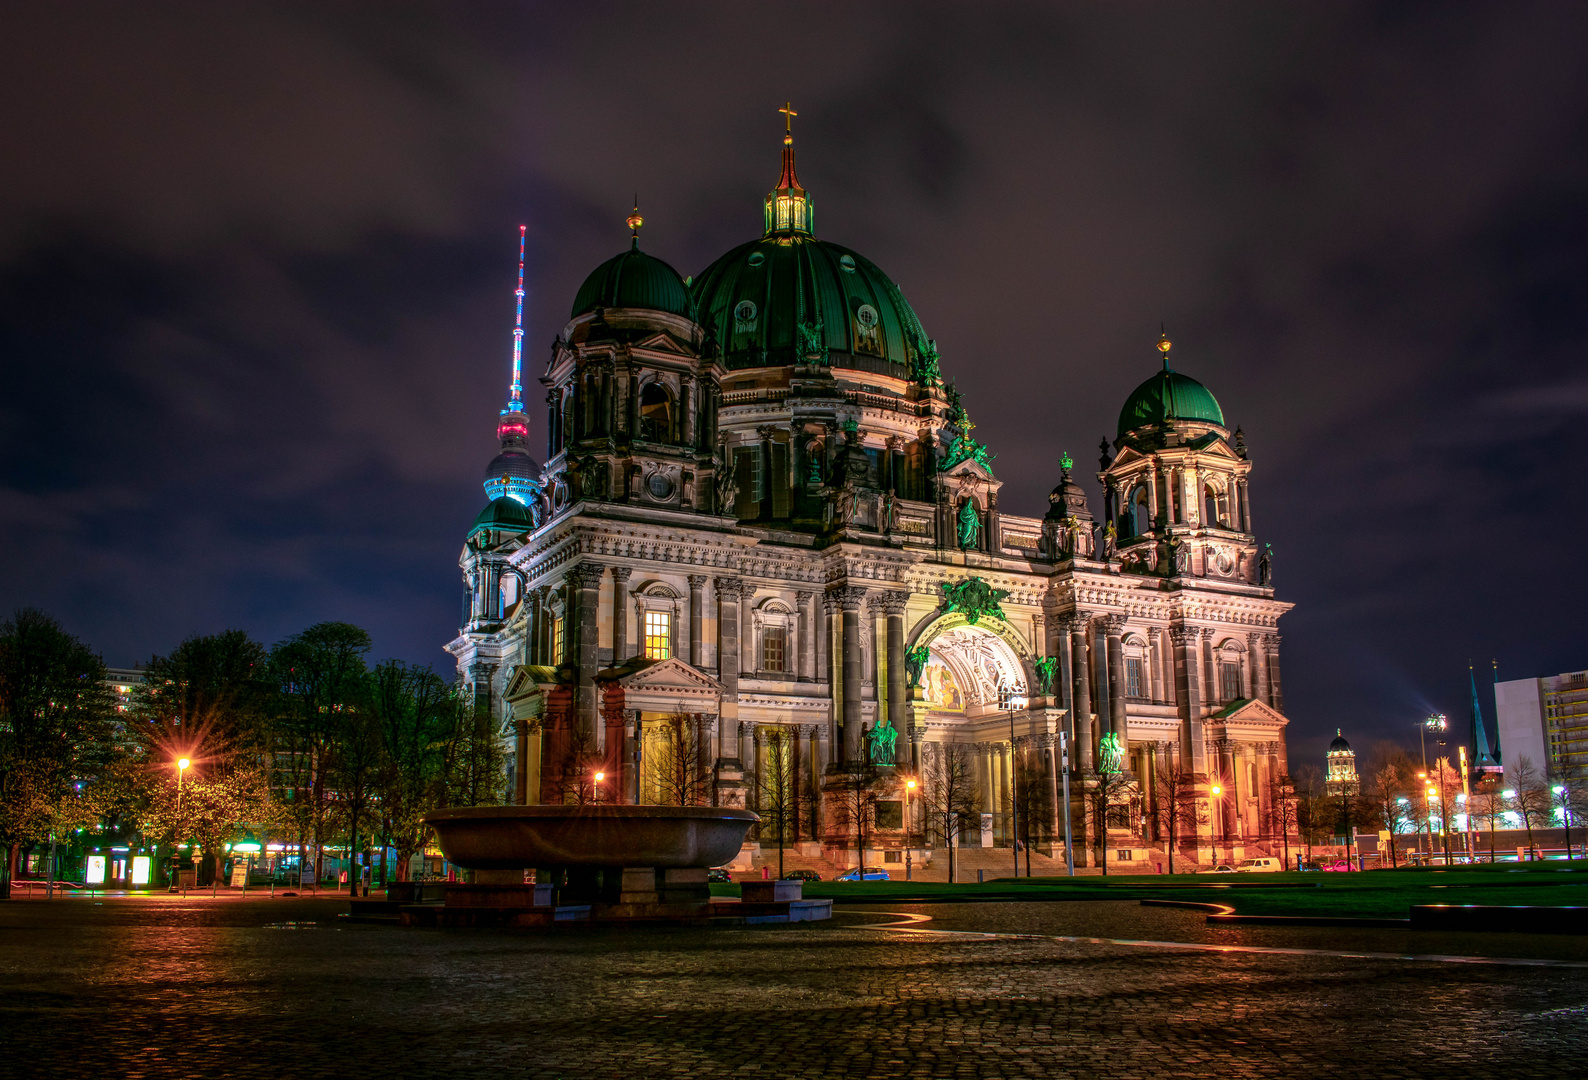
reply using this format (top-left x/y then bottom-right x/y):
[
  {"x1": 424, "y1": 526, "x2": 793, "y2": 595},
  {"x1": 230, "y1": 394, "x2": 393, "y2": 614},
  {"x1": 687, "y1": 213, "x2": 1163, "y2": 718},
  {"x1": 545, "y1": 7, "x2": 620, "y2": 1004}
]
[{"x1": 425, "y1": 805, "x2": 759, "y2": 870}]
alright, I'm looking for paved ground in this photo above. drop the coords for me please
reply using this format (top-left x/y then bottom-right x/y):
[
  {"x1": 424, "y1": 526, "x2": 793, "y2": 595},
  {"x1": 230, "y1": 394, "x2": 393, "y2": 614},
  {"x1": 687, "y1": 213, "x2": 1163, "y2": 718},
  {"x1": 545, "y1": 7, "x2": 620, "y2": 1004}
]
[{"x1": 3, "y1": 894, "x2": 1586, "y2": 1079}]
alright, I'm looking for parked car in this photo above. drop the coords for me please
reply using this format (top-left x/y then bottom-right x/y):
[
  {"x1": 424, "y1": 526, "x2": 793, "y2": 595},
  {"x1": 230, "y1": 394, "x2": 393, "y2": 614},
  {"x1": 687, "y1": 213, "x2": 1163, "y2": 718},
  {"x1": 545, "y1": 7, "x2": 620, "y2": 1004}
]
[
  {"x1": 706, "y1": 868, "x2": 733, "y2": 883},
  {"x1": 1234, "y1": 858, "x2": 1283, "y2": 873},
  {"x1": 1197, "y1": 864, "x2": 1239, "y2": 874},
  {"x1": 781, "y1": 869, "x2": 821, "y2": 882},
  {"x1": 834, "y1": 867, "x2": 890, "y2": 882}
]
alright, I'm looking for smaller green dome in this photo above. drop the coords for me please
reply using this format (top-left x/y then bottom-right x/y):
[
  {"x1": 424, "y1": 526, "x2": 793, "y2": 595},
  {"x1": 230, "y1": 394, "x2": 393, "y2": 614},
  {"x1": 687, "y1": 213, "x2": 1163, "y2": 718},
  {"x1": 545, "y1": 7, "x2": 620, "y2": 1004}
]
[
  {"x1": 470, "y1": 496, "x2": 538, "y2": 537},
  {"x1": 1117, "y1": 368, "x2": 1225, "y2": 439},
  {"x1": 570, "y1": 241, "x2": 694, "y2": 320}
]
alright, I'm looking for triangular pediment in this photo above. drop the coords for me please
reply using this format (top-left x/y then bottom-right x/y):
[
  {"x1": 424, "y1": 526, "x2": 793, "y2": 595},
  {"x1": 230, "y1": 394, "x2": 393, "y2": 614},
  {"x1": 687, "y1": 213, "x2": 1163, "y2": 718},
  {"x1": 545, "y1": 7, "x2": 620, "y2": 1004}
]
[
  {"x1": 1209, "y1": 697, "x2": 1287, "y2": 726},
  {"x1": 504, "y1": 663, "x2": 562, "y2": 703},
  {"x1": 609, "y1": 656, "x2": 723, "y2": 693},
  {"x1": 634, "y1": 331, "x2": 692, "y2": 356},
  {"x1": 940, "y1": 458, "x2": 1001, "y2": 490}
]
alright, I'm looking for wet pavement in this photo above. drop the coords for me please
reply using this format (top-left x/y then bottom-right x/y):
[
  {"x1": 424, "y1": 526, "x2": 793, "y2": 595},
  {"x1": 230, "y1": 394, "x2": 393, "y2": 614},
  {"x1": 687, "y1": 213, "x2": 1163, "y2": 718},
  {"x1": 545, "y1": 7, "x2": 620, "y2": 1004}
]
[{"x1": 2, "y1": 893, "x2": 1585, "y2": 1078}]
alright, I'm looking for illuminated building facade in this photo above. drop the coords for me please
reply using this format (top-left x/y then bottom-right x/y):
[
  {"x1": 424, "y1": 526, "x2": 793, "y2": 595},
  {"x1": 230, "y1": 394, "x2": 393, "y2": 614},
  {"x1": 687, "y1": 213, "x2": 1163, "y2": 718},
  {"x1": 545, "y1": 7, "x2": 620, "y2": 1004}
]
[
  {"x1": 446, "y1": 118, "x2": 1294, "y2": 868},
  {"x1": 1325, "y1": 730, "x2": 1358, "y2": 797},
  {"x1": 1496, "y1": 669, "x2": 1588, "y2": 781}
]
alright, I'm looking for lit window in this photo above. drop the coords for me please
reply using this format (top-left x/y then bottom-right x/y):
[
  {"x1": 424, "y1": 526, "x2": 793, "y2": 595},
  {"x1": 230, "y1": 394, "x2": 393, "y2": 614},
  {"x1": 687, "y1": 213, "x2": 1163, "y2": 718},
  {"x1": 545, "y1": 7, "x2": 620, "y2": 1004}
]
[
  {"x1": 763, "y1": 626, "x2": 786, "y2": 673},
  {"x1": 1125, "y1": 657, "x2": 1143, "y2": 698},
  {"x1": 551, "y1": 617, "x2": 565, "y2": 664},
  {"x1": 644, "y1": 611, "x2": 671, "y2": 660}
]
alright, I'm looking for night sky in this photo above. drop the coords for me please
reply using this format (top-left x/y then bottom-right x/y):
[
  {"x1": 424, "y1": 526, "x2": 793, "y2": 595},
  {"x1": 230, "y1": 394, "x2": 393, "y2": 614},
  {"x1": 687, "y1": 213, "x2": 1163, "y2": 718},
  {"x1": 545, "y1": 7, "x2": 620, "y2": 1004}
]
[{"x1": 3, "y1": 3, "x2": 1586, "y2": 769}]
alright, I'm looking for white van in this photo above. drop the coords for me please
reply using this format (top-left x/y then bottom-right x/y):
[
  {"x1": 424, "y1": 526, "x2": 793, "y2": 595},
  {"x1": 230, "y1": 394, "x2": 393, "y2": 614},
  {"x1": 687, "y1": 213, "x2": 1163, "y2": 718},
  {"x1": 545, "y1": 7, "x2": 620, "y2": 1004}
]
[{"x1": 1234, "y1": 857, "x2": 1282, "y2": 873}]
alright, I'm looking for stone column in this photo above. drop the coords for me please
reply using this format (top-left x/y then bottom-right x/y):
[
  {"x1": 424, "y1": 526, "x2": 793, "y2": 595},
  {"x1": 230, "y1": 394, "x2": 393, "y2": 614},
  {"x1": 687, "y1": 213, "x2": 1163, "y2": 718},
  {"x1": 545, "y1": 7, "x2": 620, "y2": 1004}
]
[
  {"x1": 714, "y1": 577, "x2": 744, "y2": 763},
  {"x1": 883, "y1": 591, "x2": 908, "y2": 748},
  {"x1": 688, "y1": 574, "x2": 707, "y2": 668},
  {"x1": 1200, "y1": 628, "x2": 1217, "y2": 705},
  {"x1": 887, "y1": 435, "x2": 905, "y2": 496},
  {"x1": 1089, "y1": 620, "x2": 1109, "y2": 755},
  {"x1": 837, "y1": 586, "x2": 867, "y2": 763},
  {"x1": 570, "y1": 563, "x2": 605, "y2": 742},
  {"x1": 820, "y1": 591, "x2": 838, "y2": 687},
  {"x1": 1156, "y1": 628, "x2": 1168, "y2": 705},
  {"x1": 1104, "y1": 614, "x2": 1128, "y2": 747},
  {"x1": 1266, "y1": 634, "x2": 1284, "y2": 713},
  {"x1": 1067, "y1": 614, "x2": 1094, "y2": 773},
  {"x1": 683, "y1": 375, "x2": 698, "y2": 448},
  {"x1": 1170, "y1": 626, "x2": 1206, "y2": 772},
  {"x1": 795, "y1": 590, "x2": 814, "y2": 681},
  {"x1": 611, "y1": 566, "x2": 632, "y2": 663}
]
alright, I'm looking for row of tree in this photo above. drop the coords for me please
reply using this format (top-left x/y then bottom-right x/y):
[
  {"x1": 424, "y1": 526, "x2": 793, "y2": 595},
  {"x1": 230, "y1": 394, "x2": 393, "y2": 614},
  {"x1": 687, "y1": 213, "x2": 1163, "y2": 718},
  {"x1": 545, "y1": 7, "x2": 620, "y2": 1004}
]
[{"x1": 0, "y1": 609, "x2": 503, "y2": 897}]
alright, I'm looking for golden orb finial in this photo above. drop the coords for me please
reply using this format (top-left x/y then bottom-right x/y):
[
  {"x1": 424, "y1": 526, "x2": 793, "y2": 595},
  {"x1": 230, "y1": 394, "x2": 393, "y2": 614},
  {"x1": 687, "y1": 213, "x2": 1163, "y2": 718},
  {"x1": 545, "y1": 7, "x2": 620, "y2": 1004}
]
[
  {"x1": 1157, "y1": 330, "x2": 1171, "y2": 355},
  {"x1": 626, "y1": 198, "x2": 643, "y2": 238}
]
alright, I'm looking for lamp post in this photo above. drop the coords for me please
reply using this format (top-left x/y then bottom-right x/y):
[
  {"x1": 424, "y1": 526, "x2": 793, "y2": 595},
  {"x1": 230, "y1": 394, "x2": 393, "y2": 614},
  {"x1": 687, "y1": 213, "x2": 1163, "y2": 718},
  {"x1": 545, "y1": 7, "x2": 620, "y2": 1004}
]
[
  {"x1": 1060, "y1": 730, "x2": 1074, "y2": 877},
  {"x1": 1006, "y1": 697, "x2": 1029, "y2": 880},
  {"x1": 592, "y1": 770, "x2": 604, "y2": 805},
  {"x1": 176, "y1": 757, "x2": 191, "y2": 893},
  {"x1": 904, "y1": 778, "x2": 917, "y2": 881},
  {"x1": 1554, "y1": 785, "x2": 1573, "y2": 861},
  {"x1": 1208, "y1": 783, "x2": 1222, "y2": 866},
  {"x1": 1425, "y1": 783, "x2": 1439, "y2": 864}
]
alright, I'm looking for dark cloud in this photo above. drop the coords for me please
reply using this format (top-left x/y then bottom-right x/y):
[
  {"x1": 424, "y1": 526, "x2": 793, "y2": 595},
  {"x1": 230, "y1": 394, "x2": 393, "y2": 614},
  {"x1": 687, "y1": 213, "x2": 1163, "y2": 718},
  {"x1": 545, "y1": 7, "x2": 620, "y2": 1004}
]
[{"x1": 3, "y1": 2, "x2": 1587, "y2": 768}]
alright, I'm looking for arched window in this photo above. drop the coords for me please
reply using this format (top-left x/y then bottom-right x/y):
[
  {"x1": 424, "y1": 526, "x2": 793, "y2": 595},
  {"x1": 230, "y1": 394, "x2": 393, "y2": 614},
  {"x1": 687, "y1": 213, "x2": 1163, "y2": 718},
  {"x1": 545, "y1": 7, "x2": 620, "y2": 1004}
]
[
  {"x1": 638, "y1": 382, "x2": 673, "y2": 443},
  {"x1": 1204, "y1": 482, "x2": 1227, "y2": 528},
  {"x1": 1127, "y1": 484, "x2": 1151, "y2": 538}
]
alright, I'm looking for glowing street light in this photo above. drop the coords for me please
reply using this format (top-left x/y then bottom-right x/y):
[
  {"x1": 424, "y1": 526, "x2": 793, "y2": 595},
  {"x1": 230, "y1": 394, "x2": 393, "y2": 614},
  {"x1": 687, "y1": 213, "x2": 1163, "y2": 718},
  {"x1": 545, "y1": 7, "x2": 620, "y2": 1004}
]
[{"x1": 1208, "y1": 783, "x2": 1223, "y2": 867}]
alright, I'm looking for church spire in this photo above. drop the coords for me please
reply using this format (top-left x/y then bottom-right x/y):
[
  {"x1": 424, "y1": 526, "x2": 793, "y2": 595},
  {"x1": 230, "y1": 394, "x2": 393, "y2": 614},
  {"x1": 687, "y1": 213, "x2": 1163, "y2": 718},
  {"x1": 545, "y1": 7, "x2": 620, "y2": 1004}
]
[{"x1": 765, "y1": 102, "x2": 814, "y2": 236}]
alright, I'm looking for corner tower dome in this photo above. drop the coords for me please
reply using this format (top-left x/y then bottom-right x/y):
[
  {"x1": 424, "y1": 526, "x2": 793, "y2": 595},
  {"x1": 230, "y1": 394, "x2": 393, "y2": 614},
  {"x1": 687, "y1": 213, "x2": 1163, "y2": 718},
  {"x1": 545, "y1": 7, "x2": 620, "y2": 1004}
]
[
  {"x1": 570, "y1": 209, "x2": 694, "y2": 321},
  {"x1": 691, "y1": 109, "x2": 933, "y2": 378},
  {"x1": 1116, "y1": 333, "x2": 1226, "y2": 439}
]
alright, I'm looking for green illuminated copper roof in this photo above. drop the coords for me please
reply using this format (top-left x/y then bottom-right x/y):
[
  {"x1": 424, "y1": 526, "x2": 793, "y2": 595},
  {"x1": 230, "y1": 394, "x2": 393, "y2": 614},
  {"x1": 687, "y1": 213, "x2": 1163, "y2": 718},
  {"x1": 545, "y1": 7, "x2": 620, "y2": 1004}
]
[
  {"x1": 1117, "y1": 367, "x2": 1225, "y2": 439},
  {"x1": 570, "y1": 241, "x2": 694, "y2": 320},
  {"x1": 469, "y1": 496, "x2": 538, "y2": 537},
  {"x1": 691, "y1": 236, "x2": 929, "y2": 375}
]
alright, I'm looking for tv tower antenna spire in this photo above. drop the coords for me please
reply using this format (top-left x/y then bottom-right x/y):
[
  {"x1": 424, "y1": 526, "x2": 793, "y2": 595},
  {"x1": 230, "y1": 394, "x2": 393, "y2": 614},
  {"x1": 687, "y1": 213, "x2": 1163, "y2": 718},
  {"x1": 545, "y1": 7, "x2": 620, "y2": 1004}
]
[{"x1": 506, "y1": 224, "x2": 527, "y2": 413}]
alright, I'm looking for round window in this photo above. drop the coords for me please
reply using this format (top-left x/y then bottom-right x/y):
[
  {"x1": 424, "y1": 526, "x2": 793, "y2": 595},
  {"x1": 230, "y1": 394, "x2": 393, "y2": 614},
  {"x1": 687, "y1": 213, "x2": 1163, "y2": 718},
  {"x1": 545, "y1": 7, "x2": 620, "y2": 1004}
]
[
  {"x1": 647, "y1": 472, "x2": 675, "y2": 501},
  {"x1": 734, "y1": 300, "x2": 757, "y2": 322},
  {"x1": 747, "y1": 251, "x2": 765, "y2": 268},
  {"x1": 839, "y1": 254, "x2": 857, "y2": 272},
  {"x1": 856, "y1": 304, "x2": 878, "y2": 328}
]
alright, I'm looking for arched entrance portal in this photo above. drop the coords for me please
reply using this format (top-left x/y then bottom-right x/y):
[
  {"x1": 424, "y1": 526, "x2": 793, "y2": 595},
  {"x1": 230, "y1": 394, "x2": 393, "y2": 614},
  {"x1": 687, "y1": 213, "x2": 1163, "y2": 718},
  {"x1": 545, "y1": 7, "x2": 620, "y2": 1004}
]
[{"x1": 916, "y1": 623, "x2": 1029, "y2": 715}]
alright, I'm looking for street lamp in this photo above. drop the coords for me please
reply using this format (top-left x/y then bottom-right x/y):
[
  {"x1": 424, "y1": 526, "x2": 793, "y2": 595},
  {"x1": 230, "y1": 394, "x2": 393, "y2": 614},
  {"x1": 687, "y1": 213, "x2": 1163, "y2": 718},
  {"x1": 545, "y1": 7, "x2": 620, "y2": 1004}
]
[
  {"x1": 1005, "y1": 695, "x2": 1029, "y2": 879},
  {"x1": 904, "y1": 778, "x2": 917, "y2": 880},
  {"x1": 592, "y1": 770, "x2": 604, "y2": 804},
  {"x1": 1418, "y1": 714, "x2": 1447, "y2": 773},
  {"x1": 1209, "y1": 783, "x2": 1222, "y2": 867}
]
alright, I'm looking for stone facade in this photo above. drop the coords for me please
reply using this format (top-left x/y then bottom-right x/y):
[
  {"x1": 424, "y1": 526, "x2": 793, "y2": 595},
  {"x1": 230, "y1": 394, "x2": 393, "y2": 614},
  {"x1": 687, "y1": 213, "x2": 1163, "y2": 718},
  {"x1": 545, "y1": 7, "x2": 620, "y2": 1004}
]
[{"x1": 447, "y1": 127, "x2": 1293, "y2": 867}]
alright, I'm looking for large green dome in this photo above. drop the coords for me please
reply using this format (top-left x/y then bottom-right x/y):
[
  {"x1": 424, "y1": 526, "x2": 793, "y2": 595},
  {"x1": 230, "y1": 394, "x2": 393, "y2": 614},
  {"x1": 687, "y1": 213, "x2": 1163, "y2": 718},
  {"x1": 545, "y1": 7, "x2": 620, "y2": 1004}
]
[
  {"x1": 570, "y1": 241, "x2": 694, "y2": 320},
  {"x1": 1117, "y1": 368, "x2": 1225, "y2": 439},
  {"x1": 469, "y1": 495, "x2": 538, "y2": 538},
  {"x1": 691, "y1": 236, "x2": 928, "y2": 376}
]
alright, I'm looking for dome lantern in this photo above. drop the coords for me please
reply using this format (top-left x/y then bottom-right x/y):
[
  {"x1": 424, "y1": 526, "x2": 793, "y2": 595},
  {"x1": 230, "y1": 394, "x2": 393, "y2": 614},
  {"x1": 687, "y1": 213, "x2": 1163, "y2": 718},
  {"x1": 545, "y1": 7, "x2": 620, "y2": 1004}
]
[{"x1": 764, "y1": 102, "x2": 814, "y2": 237}]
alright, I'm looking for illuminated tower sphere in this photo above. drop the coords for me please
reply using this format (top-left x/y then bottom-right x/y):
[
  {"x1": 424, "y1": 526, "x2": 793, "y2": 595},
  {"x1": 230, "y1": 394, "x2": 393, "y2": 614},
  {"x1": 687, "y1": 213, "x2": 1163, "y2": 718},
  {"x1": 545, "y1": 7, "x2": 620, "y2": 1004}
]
[
  {"x1": 1326, "y1": 729, "x2": 1358, "y2": 795},
  {"x1": 483, "y1": 226, "x2": 544, "y2": 511}
]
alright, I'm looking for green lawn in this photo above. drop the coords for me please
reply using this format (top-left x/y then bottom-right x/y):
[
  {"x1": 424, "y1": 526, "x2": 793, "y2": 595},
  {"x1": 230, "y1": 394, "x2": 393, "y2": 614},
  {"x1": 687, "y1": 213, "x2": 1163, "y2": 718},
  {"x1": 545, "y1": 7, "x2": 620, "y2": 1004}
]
[{"x1": 713, "y1": 864, "x2": 1588, "y2": 919}]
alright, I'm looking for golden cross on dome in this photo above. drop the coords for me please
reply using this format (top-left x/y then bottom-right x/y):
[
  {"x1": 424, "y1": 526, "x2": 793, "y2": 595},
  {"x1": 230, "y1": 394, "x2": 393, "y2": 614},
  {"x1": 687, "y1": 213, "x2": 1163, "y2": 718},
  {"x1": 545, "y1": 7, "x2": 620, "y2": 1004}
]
[{"x1": 780, "y1": 102, "x2": 797, "y2": 135}]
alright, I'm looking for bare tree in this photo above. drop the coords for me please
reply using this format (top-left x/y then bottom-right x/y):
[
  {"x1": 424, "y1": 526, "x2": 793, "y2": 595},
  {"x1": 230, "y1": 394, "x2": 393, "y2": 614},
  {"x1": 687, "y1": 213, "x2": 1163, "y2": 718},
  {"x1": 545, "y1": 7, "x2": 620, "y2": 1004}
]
[
  {"x1": 1086, "y1": 769, "x2": 1135, "y2": 875},
  {"x1": 650, "y1": 710, "x2": 712, "y2": 807},
  {"x1": 831, "y1": 760, "x2": 880, "y2": 874},
  {"x1": 1467, "y1": 776, "x2": 1504, "y2": 863},
  {"x1": 545, "y1": 722, "x2": 602, "y2": 805},
  {"x1": 754, "y1": 728, "x2": 798, "y2": 879},
  {"x1": 920, "y1": 743, "x2": 980, "y2": 884},
  {"x1": 1267, "y1": 776, "x2": 1298, "y2": 870},
  {"x1": 1509, "y1": 756, "x2": 1550, "y2": 859},
  {"x1": 1364, "y1": 762, "x2": 1412, "y2": 867},
  {"x1": 1292, "y1": 764, "x2": 1327, "y2": 863},
  {"x1": 1006, "y1": 748, "x2": 1053, "y2": 878},
  {"x1": 1147, "y1": 754, "x2": 1206, "y2": 874},
  {"x1": 1427, "y1": 756, "x2": 1462, "y2": 865}
]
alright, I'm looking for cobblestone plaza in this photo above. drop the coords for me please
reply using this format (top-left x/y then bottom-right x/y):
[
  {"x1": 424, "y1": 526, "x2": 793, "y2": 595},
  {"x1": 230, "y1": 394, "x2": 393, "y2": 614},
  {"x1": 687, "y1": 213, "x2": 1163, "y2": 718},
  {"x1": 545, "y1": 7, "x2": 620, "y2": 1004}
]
[{"x1": 3, "y1": 897, "x2": 1584, "y2": 1079}]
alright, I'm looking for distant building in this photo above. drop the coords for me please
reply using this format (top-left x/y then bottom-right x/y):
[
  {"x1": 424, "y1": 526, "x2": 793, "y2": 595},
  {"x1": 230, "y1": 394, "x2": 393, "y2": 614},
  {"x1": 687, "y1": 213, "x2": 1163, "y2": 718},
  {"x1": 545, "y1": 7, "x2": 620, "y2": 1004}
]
[
  {"x1": 104, "y1": 666, "x2": 146, "y2": 712},
  {"x1": 1496, "y1": 669, "x2": 1588, "y2": 780},
  {"x1": 1325, "y1": 729, "x2": 1357, "y2": 796}
]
